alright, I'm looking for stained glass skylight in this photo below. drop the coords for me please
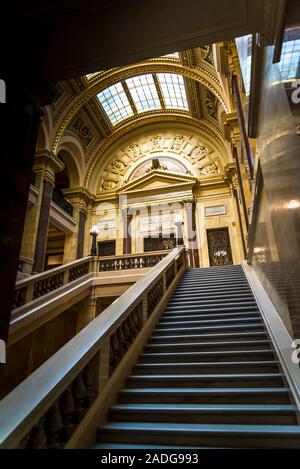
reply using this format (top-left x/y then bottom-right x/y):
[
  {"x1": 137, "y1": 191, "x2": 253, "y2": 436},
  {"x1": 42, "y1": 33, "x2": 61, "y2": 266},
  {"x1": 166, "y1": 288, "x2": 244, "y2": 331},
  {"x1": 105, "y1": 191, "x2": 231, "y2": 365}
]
[
  {"x1": 125, "y1": 75, "x2": 161, "y2": 112},
  {"x1": 97, "y1": 82, "x2": 134, "y2": 125},
  {"x1": 157, "y1": 73, "x2": 188, "y2": 109}
]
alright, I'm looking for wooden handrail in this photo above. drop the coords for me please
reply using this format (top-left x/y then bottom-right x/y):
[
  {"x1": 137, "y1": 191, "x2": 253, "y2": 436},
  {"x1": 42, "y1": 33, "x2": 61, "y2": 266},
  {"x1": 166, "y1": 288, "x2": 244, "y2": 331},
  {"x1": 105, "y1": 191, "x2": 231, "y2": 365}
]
[{"x1": 0, "y1": 246, "x2": 186, "y2": 449}]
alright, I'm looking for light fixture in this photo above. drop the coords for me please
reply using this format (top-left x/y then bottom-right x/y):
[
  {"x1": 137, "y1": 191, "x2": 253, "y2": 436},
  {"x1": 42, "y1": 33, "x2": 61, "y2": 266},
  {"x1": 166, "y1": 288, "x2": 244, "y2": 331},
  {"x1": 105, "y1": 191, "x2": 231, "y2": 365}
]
[
  {"x1": 174, "y1": 214, "x2": 183, "y2": 224},
  {"x1": 90, "y1": 225, "x2": 100, "y2": 256},
  {"x1": 287, "y1": 199, "x2": 300, "y2": 210}
]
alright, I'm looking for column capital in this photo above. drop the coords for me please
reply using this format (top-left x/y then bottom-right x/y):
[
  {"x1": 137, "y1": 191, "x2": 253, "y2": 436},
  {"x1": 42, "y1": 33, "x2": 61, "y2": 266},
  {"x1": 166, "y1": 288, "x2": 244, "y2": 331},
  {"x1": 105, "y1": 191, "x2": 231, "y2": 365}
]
[
  {"x1": 33, "y1": 150, "x2": 65, "y2": 185},
  {"x1": 222, "y1": 111, "x2": 240, "y2": 147},
  {"x1": 183, "y1": 199, "x2": 196, "y2": 210}
]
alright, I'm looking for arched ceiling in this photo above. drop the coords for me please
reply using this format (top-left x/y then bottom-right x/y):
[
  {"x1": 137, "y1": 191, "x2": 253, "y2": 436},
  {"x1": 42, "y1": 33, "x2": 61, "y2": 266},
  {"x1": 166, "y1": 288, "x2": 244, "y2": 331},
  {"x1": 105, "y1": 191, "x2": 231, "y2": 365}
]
[
  {"x1": 40, "y1": 47, "x2": 235, "y2": 195},
  {"x1": 48, "y1": 49, "x2": 232, "y2": 155}
]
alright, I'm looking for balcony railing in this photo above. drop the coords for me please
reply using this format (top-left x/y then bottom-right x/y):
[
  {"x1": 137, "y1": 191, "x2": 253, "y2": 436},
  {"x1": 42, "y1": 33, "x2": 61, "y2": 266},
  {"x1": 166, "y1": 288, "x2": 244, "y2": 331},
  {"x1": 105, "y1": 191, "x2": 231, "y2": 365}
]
[
  {"x1": 99, "y1": 250, "x2": 170, "y2": 271},
  {"x1": 13, "y1": 251, "x2": 174, "y2": 311},
  {"x1": 1, "y1": 246, "x2": 186, "y2": 449},
  {"x1": 51, "y1": 189, "x2": 74, "y2": 217},
  {"x1": 13, "y1": 257, "x2": 92, "y2": 310}
]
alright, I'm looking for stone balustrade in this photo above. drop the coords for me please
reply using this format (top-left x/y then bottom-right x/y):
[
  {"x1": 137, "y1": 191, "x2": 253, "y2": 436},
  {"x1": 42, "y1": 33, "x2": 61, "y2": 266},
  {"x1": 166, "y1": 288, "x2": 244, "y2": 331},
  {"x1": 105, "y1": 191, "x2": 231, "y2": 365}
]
[{"x1": 0, "y1": 246, "x2": 186, "y2": 449}]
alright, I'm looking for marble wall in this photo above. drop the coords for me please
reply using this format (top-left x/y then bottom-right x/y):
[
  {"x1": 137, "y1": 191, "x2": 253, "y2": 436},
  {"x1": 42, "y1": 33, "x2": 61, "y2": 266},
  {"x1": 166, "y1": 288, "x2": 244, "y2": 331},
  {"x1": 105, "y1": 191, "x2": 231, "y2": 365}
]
[{"x1": 251, "y1": 42, "x2": 300, "y2": 338}]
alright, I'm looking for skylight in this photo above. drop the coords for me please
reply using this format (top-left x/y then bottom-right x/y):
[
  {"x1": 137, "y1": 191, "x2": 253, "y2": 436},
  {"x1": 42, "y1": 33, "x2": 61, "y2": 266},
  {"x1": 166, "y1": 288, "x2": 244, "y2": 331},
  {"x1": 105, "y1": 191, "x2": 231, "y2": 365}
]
[
  {"x1": 278, "y1": 38, "x2": 300, "y2": 81},
  {"x1": 126, "y1": 75, "x2": 161, "y2": 112},
  {"x1": 97, "y1": 82, "x2": 134, "y2": 125},
  {"x1": 97, "y1": 73, "x2": 189, "y2": 125},
  {"x1": 235, "y1": 35, "x2": 252, "y2": 96},
  {"x1": 157, "y1": 73, "x2": 188, "y2": 109}
]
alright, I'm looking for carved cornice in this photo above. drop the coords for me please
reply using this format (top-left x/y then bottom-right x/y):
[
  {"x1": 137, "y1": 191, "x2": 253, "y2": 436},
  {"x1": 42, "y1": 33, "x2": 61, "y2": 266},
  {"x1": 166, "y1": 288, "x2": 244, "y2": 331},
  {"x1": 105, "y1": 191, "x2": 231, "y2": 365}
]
[
  {"x1": 118, "y1": 169, "x2": 197, "y2": 193},
  {"x1": 50, "y1": 61, "x2": 228, "y2": 154},
  {"x1": 62, "y1": 187, "x2": 95, "y2": 210}
]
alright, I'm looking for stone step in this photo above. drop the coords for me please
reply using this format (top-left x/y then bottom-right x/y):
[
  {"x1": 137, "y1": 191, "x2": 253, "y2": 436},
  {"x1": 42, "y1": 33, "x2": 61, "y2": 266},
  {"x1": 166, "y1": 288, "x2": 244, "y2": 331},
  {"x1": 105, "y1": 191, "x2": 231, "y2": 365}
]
[
  {"x1": 158, "y1": 317, "x2": 261, "y2": 328},
  {"x1": 165, "y1": 304, "x2": 258, "y2": 313},
  {"x1": 168, "y1": 296, "x2": 255, "y2": 305},
  {"x1": 153, "y1": 323, "x2": 265, "y2": 334},
  {"x1": 126, "y1": 373, "x2": 284, "y2": 389},
  {"x1": 133, "y1": 360, "x2": 281, "y2": 374},
  {"x1": 139, "y1": 349, "x2": 276, "y2": 363},
  {"x1": 176, "y1": 280, "x2": 249, "y2": 289},
  {"x1": 144, "y1": 339, "x2": 272, "y2": 352},
  {"x1": 174, "y1": 286, "x2": 252, "y2": 294},
  {"x1": 161, "y1": 311, "x2": 260, "y2": 321},
  {"x1": 109, "y1": 403, "x2": 297, "y2": 425},
  {"x1": 98, "y1": 421, "x2": 300, "y2": 448},
  {"x1": 150, "y1": 331, "x2": 268, "y2": 342},
  {"x1": 118, "y1": 387, "x2": 291, "y2": 405}
]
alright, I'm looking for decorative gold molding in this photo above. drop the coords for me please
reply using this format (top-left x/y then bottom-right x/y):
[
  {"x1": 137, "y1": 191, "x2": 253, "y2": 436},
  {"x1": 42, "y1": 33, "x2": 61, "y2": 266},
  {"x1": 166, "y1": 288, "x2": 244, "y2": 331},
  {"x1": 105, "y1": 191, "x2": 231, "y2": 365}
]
[{"x1": 83, "y1": 115, "x2": 230, "y2": 190}]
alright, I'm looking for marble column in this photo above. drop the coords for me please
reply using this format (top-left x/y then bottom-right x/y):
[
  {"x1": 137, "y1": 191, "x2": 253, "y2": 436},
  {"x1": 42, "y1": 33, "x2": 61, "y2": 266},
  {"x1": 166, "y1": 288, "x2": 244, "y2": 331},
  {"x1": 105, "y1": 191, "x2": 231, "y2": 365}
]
[
  {"x1": 76, "y1": 211, "x2": 87, "y2": 259},
  {"x1": 185, "y1": 201, "x2": 199, "y2": 268},
  {"x1": 122, "y1": 210, "x2": 133, "y2": 255},
  {"x1": 33, "y1": 179, "x2": 54, "y2": 273},
  {"x1": 62, "y1": 188, "x2": 91, "y2": 260},
  {"x1": 32, "y1": 152, "x2": 64, "y2": 273}
]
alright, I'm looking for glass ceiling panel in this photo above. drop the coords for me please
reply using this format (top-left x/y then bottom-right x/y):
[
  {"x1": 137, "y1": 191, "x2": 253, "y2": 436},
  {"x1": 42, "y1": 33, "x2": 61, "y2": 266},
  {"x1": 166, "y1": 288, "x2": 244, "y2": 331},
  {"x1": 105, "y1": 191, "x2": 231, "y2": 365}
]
[
  {"x1": 157, "y1": 73, "x2": 188, "y2": 109},
  {"x1": 126, "y1": 75, "x2": 161, "y2": 112},
  {"x1": 278, "y1": 38, "x2": 300, "y2": 81},
  {"x1": 97, "y1": 82, "x2": 134, "y2": 125}
]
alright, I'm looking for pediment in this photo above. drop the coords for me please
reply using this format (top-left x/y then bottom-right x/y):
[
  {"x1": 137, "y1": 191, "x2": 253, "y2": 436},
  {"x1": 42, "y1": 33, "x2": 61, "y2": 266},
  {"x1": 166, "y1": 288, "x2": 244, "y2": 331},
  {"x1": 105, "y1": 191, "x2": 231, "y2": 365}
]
[{"x1": 118, "y1": 170, "x2": 196, "y2": 194}]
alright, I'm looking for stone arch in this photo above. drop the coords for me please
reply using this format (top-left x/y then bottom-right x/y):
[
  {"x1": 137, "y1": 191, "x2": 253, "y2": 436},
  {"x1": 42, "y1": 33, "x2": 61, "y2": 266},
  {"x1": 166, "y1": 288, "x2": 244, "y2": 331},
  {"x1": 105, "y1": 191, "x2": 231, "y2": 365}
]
[{"x1": 57, "y1": 133, "x2": 85, "y2": 187}]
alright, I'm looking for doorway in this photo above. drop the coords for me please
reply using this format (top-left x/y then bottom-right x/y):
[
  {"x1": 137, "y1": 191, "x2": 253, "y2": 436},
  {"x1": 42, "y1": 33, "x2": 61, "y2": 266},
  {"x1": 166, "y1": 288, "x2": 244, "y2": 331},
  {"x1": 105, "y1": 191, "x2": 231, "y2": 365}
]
[{"x1": 207, "y1": 227, "x2": 233, "y2": 266}]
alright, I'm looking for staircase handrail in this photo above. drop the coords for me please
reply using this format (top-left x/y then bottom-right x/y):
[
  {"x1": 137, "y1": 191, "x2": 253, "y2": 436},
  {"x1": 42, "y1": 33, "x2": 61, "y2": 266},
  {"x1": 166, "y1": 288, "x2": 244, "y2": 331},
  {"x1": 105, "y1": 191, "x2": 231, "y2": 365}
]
[{"x1": 0, "y1": 246, "x2": 186, "y2": 448}]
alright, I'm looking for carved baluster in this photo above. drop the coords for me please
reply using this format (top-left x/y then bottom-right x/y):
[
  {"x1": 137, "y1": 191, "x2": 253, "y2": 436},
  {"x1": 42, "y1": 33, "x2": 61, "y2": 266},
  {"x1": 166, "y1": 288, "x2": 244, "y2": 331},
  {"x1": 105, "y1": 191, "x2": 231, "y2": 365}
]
[
  {"x1": 45, "y1": 402, "x2": 64, "y2": 448},
  {"x1": 27, "y1": 417, "x2": 48, "y2": 449},
  {"x1": 110, "y1": 333, "x2": 122, "y2": 373},
  {"x1": 109, "y1": 342, "x2": 117, "y2": 374},
  {"x1": 60, "y1": 387, "x2": 76, "y2": 440},
  {"x1": 122, "y1": 317, "x2": 133, "y2": 344},
  {"x1": 83, "y1": 361, "x2": 97, "y2": 407},
  {"x1": 18, "y1": 430, "x2": 32, "y2": 449},
  {"x1": 116, "y1": 326, "x2": 128, "y2": 355},
  {"x1": 72, "y1": 374, "x2": 87, "y2": 422}
]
